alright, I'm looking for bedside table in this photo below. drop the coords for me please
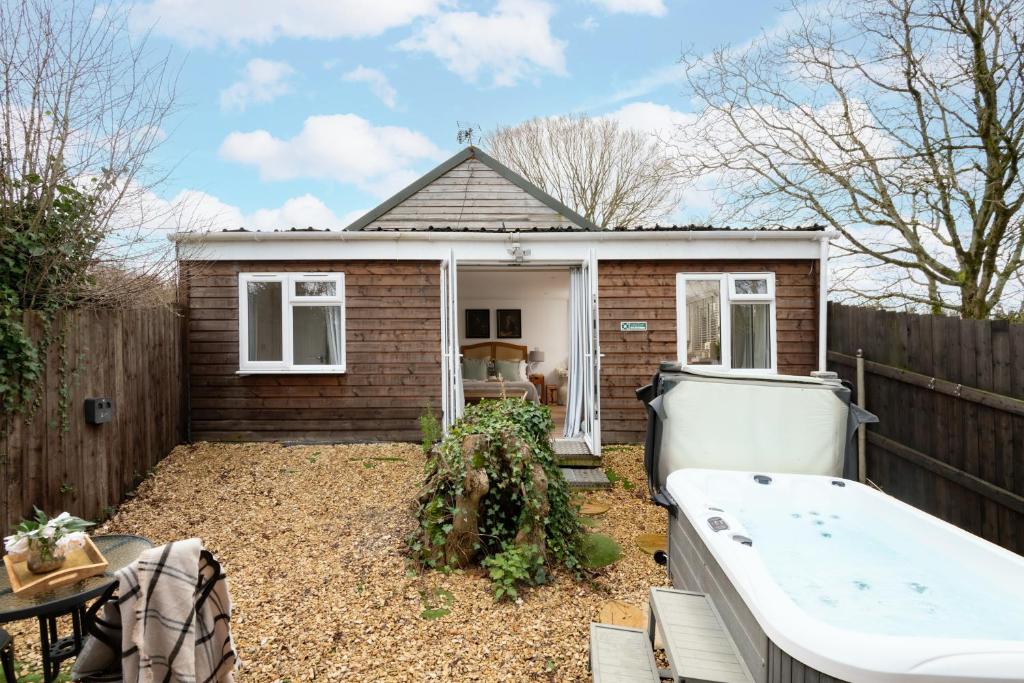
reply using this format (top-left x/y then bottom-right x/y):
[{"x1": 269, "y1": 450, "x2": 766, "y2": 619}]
[{"x1": 528, "y1": 374, "x2": 545, "y2": 403}]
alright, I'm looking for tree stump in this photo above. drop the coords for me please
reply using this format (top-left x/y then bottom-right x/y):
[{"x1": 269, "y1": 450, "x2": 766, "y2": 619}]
[
  {"x1": 443, "y1": 434, "x2": 490, "y2": 568},
  {"x1": 414, "y1": 411, "x2": 570, "y2": 573},
  {"x1": 514, "y1": 463, "x2": 549, "y2": 559}
]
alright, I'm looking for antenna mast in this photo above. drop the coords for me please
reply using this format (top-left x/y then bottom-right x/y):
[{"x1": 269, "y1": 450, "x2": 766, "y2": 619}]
[{"x1": 456, "y1": 121, "x2": 479, "y2": 146}]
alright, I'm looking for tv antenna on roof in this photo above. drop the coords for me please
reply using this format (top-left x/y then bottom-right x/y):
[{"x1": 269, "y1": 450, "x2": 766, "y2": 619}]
[{"x1": 456, "y1": 121, "x2": 479, "y2": 146}]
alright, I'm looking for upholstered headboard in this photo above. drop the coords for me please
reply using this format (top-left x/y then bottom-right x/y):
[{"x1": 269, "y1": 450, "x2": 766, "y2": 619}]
[{"x1": 460, "y1": 341, "x2": 528, "y2": 362}]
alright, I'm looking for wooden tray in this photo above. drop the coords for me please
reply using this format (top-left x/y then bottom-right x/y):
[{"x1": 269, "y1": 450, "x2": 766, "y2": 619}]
[{"x1": 3, "y1": 537, "x2": 108, "y2": 596}]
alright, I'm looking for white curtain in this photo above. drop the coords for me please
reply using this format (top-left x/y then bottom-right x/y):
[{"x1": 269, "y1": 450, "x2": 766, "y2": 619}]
[
  {"x1": 246, "y1": 288, "x2": 260, "y2": 362},
  {"x1": 563, "y1": 266, "x2": 586, "y2": 437},
  {"x1": 325, "y1": 306, "x2": 343, "y2": 364},
  {"x1": 731, "y1": 303, "x2": 769, "y2": 369}
]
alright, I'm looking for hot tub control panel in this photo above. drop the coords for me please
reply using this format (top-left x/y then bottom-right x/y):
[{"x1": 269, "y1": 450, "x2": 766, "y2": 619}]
[{"x1": 707, "y1": 516, "x2": 729, "y2": 532}]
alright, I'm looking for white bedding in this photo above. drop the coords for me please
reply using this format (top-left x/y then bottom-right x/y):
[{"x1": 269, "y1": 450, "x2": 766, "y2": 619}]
[{"x1": 462, "y1": 379, "x2": 539, "y2": 403}]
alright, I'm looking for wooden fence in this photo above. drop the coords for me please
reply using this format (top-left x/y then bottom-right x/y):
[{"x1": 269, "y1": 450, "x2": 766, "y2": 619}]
[
  {"x1": 827, "y1": 303, "x2": 1024, "y2": 554},
  {"x1": 0, "y1": 307, "x2": 186, "y2": 533}
]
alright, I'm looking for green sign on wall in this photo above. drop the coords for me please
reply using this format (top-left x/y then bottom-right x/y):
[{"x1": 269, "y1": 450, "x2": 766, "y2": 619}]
[{"x1": 620, "y1": 321, "x2": 648, "y2": 332}]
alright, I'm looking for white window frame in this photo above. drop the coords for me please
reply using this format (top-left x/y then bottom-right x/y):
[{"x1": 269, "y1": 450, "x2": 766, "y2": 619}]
[
  {"x1": 238, "y1": 272, "x2": 346, "y2": 374},
  {"x1": 676, "y1": 272, "x2": 777, "y2": 373}
]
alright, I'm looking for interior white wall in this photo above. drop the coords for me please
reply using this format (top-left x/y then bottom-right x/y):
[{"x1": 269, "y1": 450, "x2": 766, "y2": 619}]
[{"x1": 457, "y1": 268, "x2": 570, "y2": 387}]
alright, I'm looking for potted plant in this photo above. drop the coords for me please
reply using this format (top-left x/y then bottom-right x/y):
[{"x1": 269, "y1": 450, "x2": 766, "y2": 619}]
[{"x1": 4, "y1": 509, "x2": 93, "y2": 574}]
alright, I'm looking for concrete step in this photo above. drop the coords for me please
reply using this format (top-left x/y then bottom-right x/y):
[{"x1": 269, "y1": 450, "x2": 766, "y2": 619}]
[
  {"x1": 552, "y1": 437, "x2": 591, "y2": 455},
  {"x1": 561, "y1": 467, "x2": 612, "y2": 489},
  {"x1": 558, "y1": 453, "x2": 603, "y2": 467},
  {"x1": 553, "y1": 438, "x2": 602, "y2": 468}
]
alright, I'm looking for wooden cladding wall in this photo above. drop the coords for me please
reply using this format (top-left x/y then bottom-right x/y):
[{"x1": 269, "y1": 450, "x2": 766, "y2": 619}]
[
  {"x1": 371, "y1": 158, "x2": 579, "y2": 230},
  {"x1": 182, "y1": 260, "x2": 442, "y2": 442},
  {"x1": 598, "y1": 260, "x2": 820, "y2": 444},
  {"x1": 828, "y1": 303, "x2": 1024, "y2": 555},
  {"x1": 1, "y1": 308, "x2": 185, "y2": 534}
]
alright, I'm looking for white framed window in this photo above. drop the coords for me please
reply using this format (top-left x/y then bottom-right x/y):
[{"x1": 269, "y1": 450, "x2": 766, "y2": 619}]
[
  {"x1": 238, "y1": 273, "x2": 346, "y2": 374},
  {"x1": 676, "y1": 272, "x2": 777, "y2": 372}
]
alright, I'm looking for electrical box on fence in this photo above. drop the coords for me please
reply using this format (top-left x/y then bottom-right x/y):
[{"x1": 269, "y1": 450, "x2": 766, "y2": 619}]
[{"x1": 84, "y1": 398, "x2": 113, "y2": 424}]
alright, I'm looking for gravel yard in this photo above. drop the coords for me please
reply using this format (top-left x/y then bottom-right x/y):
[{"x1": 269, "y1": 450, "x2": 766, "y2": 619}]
[{"x1": 7, "y1": 442, "x2": 668, "y2": 682}]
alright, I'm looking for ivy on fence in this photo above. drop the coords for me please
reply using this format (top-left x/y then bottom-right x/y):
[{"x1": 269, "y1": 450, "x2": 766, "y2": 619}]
[{"x1": 0, "y1": 172, "x2": 110, "y2": 422}]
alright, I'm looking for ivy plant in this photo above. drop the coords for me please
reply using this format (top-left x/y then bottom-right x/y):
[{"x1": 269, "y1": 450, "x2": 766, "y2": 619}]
[
  {"x1": 482, "y1": 543, "x2": 546, "y2": 602},
  {"x1": 410, "y1": 398, "x2": 586, "y2": 596},
  {"x1": 0, "y1": 171, "x2": 109, "y2": 422}
]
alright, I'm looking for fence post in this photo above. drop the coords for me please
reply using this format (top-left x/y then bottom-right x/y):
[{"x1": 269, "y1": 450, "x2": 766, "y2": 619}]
[{"x1": 856, "y1": 348, "x2": 866, "y2": 484}]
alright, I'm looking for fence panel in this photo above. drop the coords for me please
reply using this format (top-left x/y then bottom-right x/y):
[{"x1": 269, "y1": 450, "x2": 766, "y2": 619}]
[
  {"x1": 0, "y1": 307, "x2": 185, "y2": 532},
  {"x1": 827, "y1": 303, "x2": 1024, "y2": 555}
]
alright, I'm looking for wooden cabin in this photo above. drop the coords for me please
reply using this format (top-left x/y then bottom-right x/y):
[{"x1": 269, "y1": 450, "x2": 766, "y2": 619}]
[{"x1": 174, "y1": 146, "x2": 829, "y2": 454}]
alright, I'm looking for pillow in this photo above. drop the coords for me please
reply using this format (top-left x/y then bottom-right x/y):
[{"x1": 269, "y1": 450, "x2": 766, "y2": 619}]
[
  {"x1": 495, "y1": 359, "x2": 524, "y2": 382},
  {"x1": 462, "y1": 357, "x2": 488, "y2": 381}
]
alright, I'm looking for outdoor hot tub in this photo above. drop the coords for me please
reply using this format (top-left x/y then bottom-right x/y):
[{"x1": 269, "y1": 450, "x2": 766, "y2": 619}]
[{"x1": 665, "y1": 468, "x2": 1024, "y2": 682}]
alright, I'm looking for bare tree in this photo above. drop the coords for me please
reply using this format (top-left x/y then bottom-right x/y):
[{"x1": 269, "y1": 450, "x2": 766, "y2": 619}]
[
  {"x1": 674, "y1": 0, "x2": 1024, "y2": 318},
  {"x1": 486, "y1": 114, "x2": 679, "y2": 228},
  {"x1": 0, "y1": 0, "x2": 180, "y2": 308}
]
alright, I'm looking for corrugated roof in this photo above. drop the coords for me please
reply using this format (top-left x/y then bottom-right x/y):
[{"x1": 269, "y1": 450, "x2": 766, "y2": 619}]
[
  {"x1": 360, "y1": 224, "x2": 826, "y2": 233},
  {"x1": 216, "y1": 224, "x2": 825, "y2": 234}
]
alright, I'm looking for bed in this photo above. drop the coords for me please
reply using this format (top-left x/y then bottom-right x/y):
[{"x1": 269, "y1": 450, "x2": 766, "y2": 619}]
[{"x1": 460, "y1": 341, "x2": 539, "y2": 403}]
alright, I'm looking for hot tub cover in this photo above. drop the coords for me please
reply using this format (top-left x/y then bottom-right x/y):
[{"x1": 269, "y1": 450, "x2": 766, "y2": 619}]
[{"x1": 637, "y1": 364, "x2": 877, "y2": 507}]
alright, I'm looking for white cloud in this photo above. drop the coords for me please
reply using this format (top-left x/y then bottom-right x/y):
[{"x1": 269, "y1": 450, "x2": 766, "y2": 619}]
[
  {"x1": 169, "y1": 189, "x2": 247, "y2": 229},
  {"x1": 606, "y1": 101, "x2": 695, "y2": 136},
  {"x1": 219, "y1": 59, "x2": 295, "y2": 112},
  {"x1": 602, "y1": 63, "x2": 685, "y2": 106},
  {"x1": 218, "y1": 114, "x2": 444, "y2": 196},
  {"x1": 343, "y1": 66, "x2": 398, "y2": 109},
  {"x1": 589, "y1": 0, "x2": 666, "y2": 16},
  {"x1": 578, "y1": 16, "x2": 599, "y2": 31},
  {"x1": 598, "y1": 102, "x2": 711, "y2": 222},
  {"x1": 398, "y1": 0, "x2": 567, "y2": 87},
  {"x1": 247, "y1": 194, "x2": 346, "y2": 229},
  {"x1": 131, "y1": 0, "x2": 442, "y2": 47},
  {"x1": 131, "y1": 188, "x2": 355, "y2": 234}
]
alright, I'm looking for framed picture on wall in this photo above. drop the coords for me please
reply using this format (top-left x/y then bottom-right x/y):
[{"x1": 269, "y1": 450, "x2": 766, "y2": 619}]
[
  {"x1": 465, "y1": 309, "x2": 490, "y2": 339},
  {"x1": 496, "y1": 309, "x2": 522, "y2": 339}
]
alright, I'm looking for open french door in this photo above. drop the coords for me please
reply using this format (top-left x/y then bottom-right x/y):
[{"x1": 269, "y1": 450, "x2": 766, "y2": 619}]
[
  {"x1": 581, "y1": 249, "x2": 602, "y2": 454},
  {"x1": 440, "y1": 251, "x2": 464, "y2": 431}
]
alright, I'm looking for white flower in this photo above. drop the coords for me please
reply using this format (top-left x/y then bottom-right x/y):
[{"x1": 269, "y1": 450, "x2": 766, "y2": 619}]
[
  {"x1": 47, "y1": 512, "x2": 72, "y2": 529},
  {"x1": 55, "y1": 531, "x2": 87, "y2": 554},
  {"x1": 4, "y1": 534, "x2": 30, "y2": 560}
]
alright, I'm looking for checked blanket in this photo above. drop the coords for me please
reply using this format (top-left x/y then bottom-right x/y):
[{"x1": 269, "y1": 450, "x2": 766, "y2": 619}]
[{"x1": 73, "y1": 538, "x2": 238, "y2": 682}]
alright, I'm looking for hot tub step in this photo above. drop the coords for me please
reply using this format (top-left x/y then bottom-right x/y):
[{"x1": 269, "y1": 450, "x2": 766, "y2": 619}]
[
  {"x1": 649, "y1": 588, "x2": 754, "y2": 683},
  {"x1": 588, "y1": 623, "x2": 661, "y2": 682}
]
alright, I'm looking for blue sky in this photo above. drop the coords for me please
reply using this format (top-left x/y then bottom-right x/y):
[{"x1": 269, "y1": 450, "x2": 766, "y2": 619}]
[{"x1": 133, "y1": 0, "x2": 787, "y2": 230}]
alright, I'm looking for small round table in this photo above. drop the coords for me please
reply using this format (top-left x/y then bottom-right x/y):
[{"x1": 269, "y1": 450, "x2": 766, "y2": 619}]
[{"x1": 0, "y1": 534, "x2": 153, "y2": 682}]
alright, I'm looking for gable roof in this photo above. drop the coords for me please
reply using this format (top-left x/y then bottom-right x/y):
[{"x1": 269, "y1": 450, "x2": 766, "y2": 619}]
[{"x1": 345, "y1": 146, "x2": 600, "y2": 231}]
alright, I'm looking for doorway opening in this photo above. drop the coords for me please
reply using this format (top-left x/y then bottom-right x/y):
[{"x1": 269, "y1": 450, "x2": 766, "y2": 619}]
[{"x1": 440, "y1": 258, "x2": 601, "y2": 456}]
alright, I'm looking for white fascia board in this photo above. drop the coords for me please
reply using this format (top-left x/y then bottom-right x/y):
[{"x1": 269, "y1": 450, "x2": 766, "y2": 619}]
[{"x1": 175, "y1": 230, "x2": 833, "y2": 262}]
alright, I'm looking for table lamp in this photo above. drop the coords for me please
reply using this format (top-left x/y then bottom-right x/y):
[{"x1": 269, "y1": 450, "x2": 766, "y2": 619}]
[{"x1": 528, "y1": 349, "x2": 545, "y2": 374}]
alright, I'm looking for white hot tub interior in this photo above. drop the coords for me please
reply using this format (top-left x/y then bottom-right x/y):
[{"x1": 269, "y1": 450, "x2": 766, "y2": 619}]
[
  {"x1": 666, "y1": 469, "x2": 1024, "y2": 682},
  {"x1": 725, "y1": 476, "x2": 1024, "y2": 640}
]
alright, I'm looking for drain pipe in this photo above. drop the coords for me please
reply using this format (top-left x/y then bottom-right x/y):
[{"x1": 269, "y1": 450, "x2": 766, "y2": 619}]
[
  {"x1": 856, "y1": 349, "x2": 867, "y2": 484},
  {"x1": 818, "y1": 236, "x2": 829, "y2": 372}
]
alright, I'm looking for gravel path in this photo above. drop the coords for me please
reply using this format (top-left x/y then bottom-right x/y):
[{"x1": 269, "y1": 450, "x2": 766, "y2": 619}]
[{"x1": 7, "y1": 442, "x2": 669, "y2": 682}]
